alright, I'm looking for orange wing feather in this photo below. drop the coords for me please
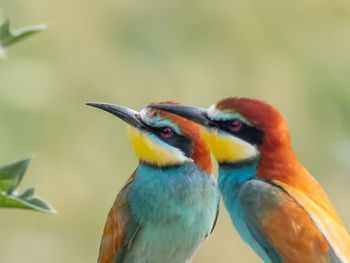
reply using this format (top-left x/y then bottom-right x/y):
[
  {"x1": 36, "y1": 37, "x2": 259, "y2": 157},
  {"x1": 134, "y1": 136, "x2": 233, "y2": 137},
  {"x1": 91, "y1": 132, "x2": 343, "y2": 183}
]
[
  {"x1": 258, "y1": 185, "x2": 330, "y2": 262},
  {"x1": 98, "y1": 169, "x2": 137, "y2": 263},
  {"x1": 240, "y1": 180, "x2": 335, "y2": 263},
  {"x1": 275, "y1": 180, "x2": 350, "y2": 262}
]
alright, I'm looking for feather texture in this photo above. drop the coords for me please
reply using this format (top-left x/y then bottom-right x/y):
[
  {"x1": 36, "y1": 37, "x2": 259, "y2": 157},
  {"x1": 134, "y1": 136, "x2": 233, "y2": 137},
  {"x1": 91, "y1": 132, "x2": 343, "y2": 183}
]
[
  {"x1": 213, "y1": 97, "x2": 350, "y2": 262},
  {"x1": 99, "y1": 163, "x2": 219, "y2": 263},
  {"x1": 99, "y1": 170, "x2": 137, "y2": 263}
]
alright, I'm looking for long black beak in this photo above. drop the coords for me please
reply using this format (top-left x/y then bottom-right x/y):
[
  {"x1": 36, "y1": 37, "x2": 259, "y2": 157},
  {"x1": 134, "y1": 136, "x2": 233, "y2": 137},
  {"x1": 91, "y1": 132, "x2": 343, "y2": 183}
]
[
  {"x1": 149, "y1": 104, "x2": 214, "y2": 128},
  {"x1": 86, "y1": 102, "x2": 147, "y2": 130}
]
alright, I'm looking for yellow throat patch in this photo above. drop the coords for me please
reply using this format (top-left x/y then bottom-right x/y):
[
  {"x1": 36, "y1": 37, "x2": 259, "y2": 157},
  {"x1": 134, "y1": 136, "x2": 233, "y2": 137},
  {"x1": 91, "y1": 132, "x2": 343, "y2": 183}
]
[
  {"x1": 127, "y1": 126, "x2": 188, "y2": 166},
  {"x1": 199, "y1": 126, "x2": 258, "y2": 163}
]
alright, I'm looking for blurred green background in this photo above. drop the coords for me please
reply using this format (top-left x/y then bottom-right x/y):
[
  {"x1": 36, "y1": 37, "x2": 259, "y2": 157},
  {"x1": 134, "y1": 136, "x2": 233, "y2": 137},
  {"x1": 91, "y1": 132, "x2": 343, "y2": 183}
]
[{"x1": 1, "y1": 0, "x2": 350, "y2": 262}]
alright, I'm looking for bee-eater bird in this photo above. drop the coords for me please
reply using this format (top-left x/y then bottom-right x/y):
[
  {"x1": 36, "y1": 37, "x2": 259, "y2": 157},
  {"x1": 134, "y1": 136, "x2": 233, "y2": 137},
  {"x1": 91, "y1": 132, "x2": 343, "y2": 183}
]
[
  {"x1": 87, "y1": 102, "x2": 219, "y2": 263},
  {"x1": 151, "y1": 98, "x2": 350, "y2": 263}
]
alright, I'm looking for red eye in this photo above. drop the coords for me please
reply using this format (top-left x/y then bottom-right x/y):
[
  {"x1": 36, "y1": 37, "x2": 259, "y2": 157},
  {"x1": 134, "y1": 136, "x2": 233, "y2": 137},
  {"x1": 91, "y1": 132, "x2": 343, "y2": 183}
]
[
  {"x1": 161, "y1": 127, "x2": 173, "y2": 137},
  {"x1": 229, "y1": 119, "x2": 241, "y2": 132}
]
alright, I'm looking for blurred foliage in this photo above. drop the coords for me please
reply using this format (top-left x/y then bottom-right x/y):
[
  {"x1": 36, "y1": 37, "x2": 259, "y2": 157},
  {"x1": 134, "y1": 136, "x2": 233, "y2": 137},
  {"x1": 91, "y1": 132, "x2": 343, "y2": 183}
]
[
  {"x1": 0, "y1": 158, "x2": 56, "y2": 213},
  {"x1": 0, "y1": 0, "x2": 350, "y2": 262},
  {"x1": 0, "y1": 19, "x2": 46, "y2": 57},
  {"x1": 0, "y1": 17, "x2": 53, "y2": 213}
]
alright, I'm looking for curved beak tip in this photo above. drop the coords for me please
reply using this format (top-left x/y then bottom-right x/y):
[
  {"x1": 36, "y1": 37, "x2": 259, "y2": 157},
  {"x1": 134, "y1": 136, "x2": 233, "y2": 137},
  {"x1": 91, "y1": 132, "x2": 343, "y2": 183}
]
[
  {"x1": 85, "y1": 102, "x2": 146, "y2": 129},
  {"x1": 86, "y1": 102, "x2": 103, "y2": 108},
  {"x1": 85, "y1": 102, "x2": 115, "y2": 113}
]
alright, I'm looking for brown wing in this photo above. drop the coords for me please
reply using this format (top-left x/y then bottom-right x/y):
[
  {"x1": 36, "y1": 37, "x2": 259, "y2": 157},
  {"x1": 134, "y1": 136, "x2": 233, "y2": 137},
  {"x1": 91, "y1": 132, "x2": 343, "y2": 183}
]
[
  {"x1": 98, "y1": 170, "x2": 137, "y2": 263},
  {"x1": 275, "y1": 180, "x2": 350, "y2": 262},
  {"x1": 239, "y1": 179, "x2": 338, "y2": 263}
]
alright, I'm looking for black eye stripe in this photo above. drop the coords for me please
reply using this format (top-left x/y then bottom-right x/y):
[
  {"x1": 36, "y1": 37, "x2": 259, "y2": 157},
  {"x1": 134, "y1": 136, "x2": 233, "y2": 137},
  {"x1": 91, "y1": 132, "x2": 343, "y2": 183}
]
[
  {"x1": 147, "y1": 126, "x2": 193, "y2": 158},
  {"x1": 215, "y1": 120, "x2": 264, "y2": 146},
  {"x1": 138, "y1": 116, "x2": 193, "y2": 158}
]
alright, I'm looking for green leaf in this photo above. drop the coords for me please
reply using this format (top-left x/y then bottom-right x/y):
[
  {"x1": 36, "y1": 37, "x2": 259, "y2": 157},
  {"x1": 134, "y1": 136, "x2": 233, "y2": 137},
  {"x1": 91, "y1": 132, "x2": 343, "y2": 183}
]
[
  {"x1": 0, "y1": 158, "x2": 30, "y2": 194},
  {"x1": 0, "y1": 189, "x2": 56, "y2": 213},
  {"x1": 0, "y1": 19, "x2": 47, "y2": 56},
  {"x1": 0, "y1": 158, "x2": 56, "y2": 214}
]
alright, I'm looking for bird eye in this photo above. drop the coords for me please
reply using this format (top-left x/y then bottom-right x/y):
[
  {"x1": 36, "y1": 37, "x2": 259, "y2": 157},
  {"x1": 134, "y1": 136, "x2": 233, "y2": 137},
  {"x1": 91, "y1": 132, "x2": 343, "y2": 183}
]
[
  {"x1": 229, "y1": 119, "x2": 241, "y2": 132},
  {"x1": 160, "y1": 127, "x2": 173, "y2": 137}
]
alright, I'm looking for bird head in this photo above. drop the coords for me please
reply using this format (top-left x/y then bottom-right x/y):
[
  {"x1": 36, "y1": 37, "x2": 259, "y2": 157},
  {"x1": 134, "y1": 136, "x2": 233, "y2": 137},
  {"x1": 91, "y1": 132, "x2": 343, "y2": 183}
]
[
  {"x1": 150, "y1": 98, "x2": 291, "y2": 165},
  {"x1": 87, "y1": 102, "x2": 212, "y2": 173}
]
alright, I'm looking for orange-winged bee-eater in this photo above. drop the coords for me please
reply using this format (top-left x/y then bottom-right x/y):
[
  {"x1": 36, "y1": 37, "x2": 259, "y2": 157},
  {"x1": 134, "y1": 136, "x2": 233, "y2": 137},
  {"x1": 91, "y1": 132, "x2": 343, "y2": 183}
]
[
  {"x1": 151, "y1": 97, "x2": 350, "y2": 263},
  {"x1": 87, "y1": 102, "x2": 219, "y2": 263}
]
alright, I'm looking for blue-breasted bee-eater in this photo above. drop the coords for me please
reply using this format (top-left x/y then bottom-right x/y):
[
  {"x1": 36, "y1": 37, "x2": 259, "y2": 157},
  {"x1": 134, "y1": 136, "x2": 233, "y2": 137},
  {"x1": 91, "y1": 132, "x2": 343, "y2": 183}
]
[
  {"x1": 87, "y1": 102, "x2": 219, "y2": 263},
  {"x1": 151, "y1": 98, "x2": 350, "y2": 263}
]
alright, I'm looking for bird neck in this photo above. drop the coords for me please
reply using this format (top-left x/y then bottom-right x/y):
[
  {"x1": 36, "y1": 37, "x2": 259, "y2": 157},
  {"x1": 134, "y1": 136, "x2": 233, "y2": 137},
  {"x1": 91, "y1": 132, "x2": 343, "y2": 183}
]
[
  {"x1": 129, "y1": 162, "x2": 216, "y2": 223},
  {"x1": 256, "y1": 136, "x2": 340, "y2": 218},
  {"x1": 139, "y1": 161, "x2": 184, "y2": 170},
  {"x1": 218, "y1": 157, "x2": 259, "y2": 189},
  {"x1": 257, "y1": 134, "x2": 305, "y2": 182},
  {"x1": 217, "y1": 158, "x2": 258, "y2": 225}
]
